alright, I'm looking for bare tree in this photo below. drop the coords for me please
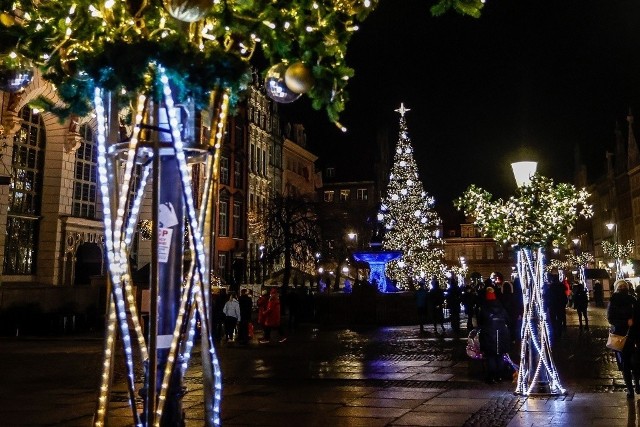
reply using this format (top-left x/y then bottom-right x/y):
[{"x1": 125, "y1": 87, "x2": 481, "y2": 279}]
[{"x1": 264, "y1": 194, "x2": 321, "y2": 288}]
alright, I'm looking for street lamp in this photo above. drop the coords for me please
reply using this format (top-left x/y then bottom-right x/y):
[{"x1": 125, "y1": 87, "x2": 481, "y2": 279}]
[
  {"x1": 510, "y1": 160, "x2": 565, "y2": 396},
  {"x1": 511, "y1": 161, "x2": 537, "y2": 187},
  {"x1": 605, "y1": 222, "x2": 623, "y2": 279},
  {"x1": 347, "y1": 231, "x2": 358, "y2": 248},
  {"x1": 259, "y1": 245, "x2": 266, "y2": 286}
]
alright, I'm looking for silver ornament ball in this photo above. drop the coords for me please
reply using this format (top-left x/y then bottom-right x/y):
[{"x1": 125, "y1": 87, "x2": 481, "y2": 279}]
[
  {"x1": 0, "y1": 53, "x2": 34, "y2": 93},
  {"x1": 265, "y1": 63, "x2": 302, "y2": 104}
]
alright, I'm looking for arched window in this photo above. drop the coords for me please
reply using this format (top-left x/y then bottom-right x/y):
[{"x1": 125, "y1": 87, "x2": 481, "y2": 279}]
[
  {"x1": 3, "y1": 107, "x2": 46, "y2": 274},
  {"x1": 72, "y1": 124, "x2": 97, "y2": 218}
]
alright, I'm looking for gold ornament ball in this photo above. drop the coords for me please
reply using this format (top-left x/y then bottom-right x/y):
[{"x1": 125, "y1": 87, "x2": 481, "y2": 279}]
[
  {"x1": 284, "y1": 62, "x2": 315, "y2": 94},
  {"x1": 163, "y1": 0, "x2": 212, "y2": 23},
  {"x1": 0, "y1": 12, "x2": 15, "y2": 27}
]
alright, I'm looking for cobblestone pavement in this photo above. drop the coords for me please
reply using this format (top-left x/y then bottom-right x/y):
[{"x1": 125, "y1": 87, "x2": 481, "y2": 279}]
[{"x1": 0, "y1": 304, "x2": 634, "y2": 426}]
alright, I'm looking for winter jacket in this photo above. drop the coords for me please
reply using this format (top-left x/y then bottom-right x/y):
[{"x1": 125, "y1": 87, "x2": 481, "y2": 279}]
[
  {"x1": 478, "y1": 300, "x2": 511, "y2": 356},
  {"x1": 607, "y1": 291, "x2": 636, "y2": 337},
  {"x1": 223, "y1": 298, "x2": 241, "y2": 321},
  {"x1": 264, "y1": 294, "x2": 281, "y2": 327},
  {"x1": 415, "y1": 287, "x2": 427, "y2": 309},
  {"x1": 257, "y1": 294, "x2": 269, "y2": 326},
  {"x1": 239, "y1": 294, "x2": 253, "y2": 321},
  {"x1": 572, "y1": 286, "x2": 589, "y2": 311}
]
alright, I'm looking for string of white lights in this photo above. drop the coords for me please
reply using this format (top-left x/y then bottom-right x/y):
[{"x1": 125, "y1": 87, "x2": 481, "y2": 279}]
[
  {"x1": 151, "y1": 66, "x2": 222, "y2": 426},
  {"x1": 93, "y1": 88, "x2": 143, "y2": 427}
]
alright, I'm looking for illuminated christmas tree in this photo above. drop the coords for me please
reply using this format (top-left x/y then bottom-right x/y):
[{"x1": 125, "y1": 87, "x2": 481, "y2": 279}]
[{"x1": 378, "y1": 103, "x2": 444, "y2": 290}]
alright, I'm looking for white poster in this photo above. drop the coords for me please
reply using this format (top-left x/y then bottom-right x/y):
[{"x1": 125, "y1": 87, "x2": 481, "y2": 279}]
[{"x1": 158, "y1": 227, "x2": 173, "y2": 263}]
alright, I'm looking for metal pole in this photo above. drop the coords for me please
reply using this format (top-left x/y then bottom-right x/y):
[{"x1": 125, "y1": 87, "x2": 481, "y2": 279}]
[{"x1": 156, "y1": 155, "x2": 185, "y2": 426}]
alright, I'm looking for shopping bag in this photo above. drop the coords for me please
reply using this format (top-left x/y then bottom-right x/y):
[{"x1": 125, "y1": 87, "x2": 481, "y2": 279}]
[
  {"x1": 466, "y1": 328, "x2": 483, "y2": 359},
  {"x1": 248, "y1": 322, "x2": 254, "y2": 339},
  {"x1": 606, "y1": 332, "x2": 627, "y2": 351}
]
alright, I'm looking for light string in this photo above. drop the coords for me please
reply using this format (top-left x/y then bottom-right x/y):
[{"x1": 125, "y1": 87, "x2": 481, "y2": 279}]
[
  {"x1": 93, "y1": 88, "x2": 144, "y2": 427},
  {"x1": 515, "y1": 247, "x2": 565, "y2": 396}
]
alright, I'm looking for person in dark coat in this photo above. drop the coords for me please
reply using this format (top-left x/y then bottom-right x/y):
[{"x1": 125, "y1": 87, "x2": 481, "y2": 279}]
[
  {"x1": 461, "y1": 280, "x2": 478, "y2": 331},
  {"x1": 546, "y1": 276, "x2": 567, "y2": 343},
  {"x1": 573, "y1": 282, "x2": 589, "y2": 331},
  {"x1": 415, "y1": 281, "x2": 428, "y2": 333},
  {"x1": 593, "y1": 281, "x2": 605, "y2": 307},
  {"x1": 212, "y1": 288, "x2": 227, "y2": 343},
  {"x1": 478, "y1": 286, "x2": 511, "y2": 384},
  {"x1": 237, "y1": 288, "x2": 253, "y2": 345},
  {"x1": 446, "y1": 276, "x2": 462, "y2": 334},
  {"x1": 607, "y1": 279, "x2": 638, "y2": 398},
  {"x1": 427, "y1": 278, "x2": 446, "y2": 334}
]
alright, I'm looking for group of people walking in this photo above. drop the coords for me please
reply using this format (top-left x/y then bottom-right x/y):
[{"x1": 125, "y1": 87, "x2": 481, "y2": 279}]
[
  {"x1": 213, "y1": 287, "x2": 287, "y2": 345},
  {"x1": 422, "y1": 271, "x2": 599, "y2": 384}
]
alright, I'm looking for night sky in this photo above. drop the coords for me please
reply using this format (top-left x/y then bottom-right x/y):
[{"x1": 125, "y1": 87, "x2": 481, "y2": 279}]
[{"x1": 280, "y1": 0, "x2": 640, "y2": 226}]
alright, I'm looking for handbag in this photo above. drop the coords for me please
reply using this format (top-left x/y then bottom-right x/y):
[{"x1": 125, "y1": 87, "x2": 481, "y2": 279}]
[
  {"x1": 606, "y1": 330, "x2": 628, "y2": 352},
  {"x1": 466, "y1": 328, "x2": 483, "y2": 359}
]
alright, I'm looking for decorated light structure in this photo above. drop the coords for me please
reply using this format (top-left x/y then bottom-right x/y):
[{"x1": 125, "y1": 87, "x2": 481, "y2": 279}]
[
  {"x1": 455, "y1": 163, "x2": 593, "y2": 396},
  {"x1": 602, "y1": 237, "x2": 634, "y2": 280}
]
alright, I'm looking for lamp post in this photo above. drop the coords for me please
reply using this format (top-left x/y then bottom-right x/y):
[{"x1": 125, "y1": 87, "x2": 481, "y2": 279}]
[
  {"x1": 606, "y1": 222, "x2": 623, "y2": 280},
  {"x1": 347, "y1": 231, "x2": 358, "y2": 248},
  {"x1": 347, "y1": 231, "x2": 358, "y2": 282},
  {"x1": 572, "y1": 237, "x2": 581, "y2": 284},
  {"x1": 259, "y1": 245, "x2": 266, "y2": 287},
  {"x1": 510, "y1": 161, "x2": 565, "y2": 396},
  {"x1": 314, "y1": 252, "x2": 321, "y2": 290}
]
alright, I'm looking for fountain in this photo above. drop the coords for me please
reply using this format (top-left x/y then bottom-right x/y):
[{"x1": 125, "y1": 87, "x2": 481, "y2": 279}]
[{"x1": 352, "y1": 230, "x2": 402, "y2": 293}]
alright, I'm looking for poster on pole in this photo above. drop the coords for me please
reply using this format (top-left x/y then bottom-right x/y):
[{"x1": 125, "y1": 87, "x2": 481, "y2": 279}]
[{"x1": 158, "y1": 228, "x2": 173, "y2": 263}]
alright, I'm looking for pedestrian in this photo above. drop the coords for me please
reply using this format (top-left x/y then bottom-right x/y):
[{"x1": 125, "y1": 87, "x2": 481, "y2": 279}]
[
  {"x1": 498, "y1": 280, "x2": 517, "y2": 343},
  {"x1": 594, "y1": 280, "x2": 605, "y2": 308},
  {"x1": 427, "y1": 277, "x2": 446, "y2": 334},
  {"x1": 461, "y1": 279, "x2": 479, "y2": 331},
  {"x1": 573, "y1": 282, "x2": 589, "y2": 331},
  {"x1": 415, "y1": 280, "x2": 428, "y2": 333},
  {"x1": 287, "y1": 287, "x2": 301, "y2": 331},
  {"x1": 446, "y1": 276, "x2": 462, "y2": 334},
  {"x1": 222, "y1": 292, "x2": 240, "y2": 342},
  {"x1": 478, "y1": 286, "x2": 511, "y2": 384},
  {"x1": 257, "y1": 288, "x2": 269, "y2": 330},
  {"x1": 260, "y1": 288, "x2": 287, "y2": 343},
  {"x1": 546, "y1": 275, "x2": 567, "y2": 342},
  {"x1": 510, "y1": 277, "x2": 525, "y2": 345},
  {"x1": 607, "y1": 279, "x2": 638, "y2": 398},
  {"x1": 237, "y1": 288, "x2": 253, "y2": 344},
  {"x1": 212, "y1": 288, "x2": 227, "y2": 343},
  {"x1": 563, "y1": 277, "x2": 572, "y2": 308}
]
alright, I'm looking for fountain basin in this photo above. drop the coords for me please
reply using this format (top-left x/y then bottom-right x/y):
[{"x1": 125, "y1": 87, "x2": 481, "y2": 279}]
[{"x1": 352, "y1": 250, "x2": 403, "y2": 293}]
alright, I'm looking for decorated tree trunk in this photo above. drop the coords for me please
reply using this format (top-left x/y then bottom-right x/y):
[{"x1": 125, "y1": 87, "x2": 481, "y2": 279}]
[
  {"x1": 92, "y1": 71, "x2": 228, "y2": 426},
  {"x1": 515, "y1": 247, "x2": 565, "y2": 395}
]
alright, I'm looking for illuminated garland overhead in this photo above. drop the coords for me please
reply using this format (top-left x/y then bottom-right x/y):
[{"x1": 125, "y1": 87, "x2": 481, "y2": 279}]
[
  {"x1": 0, "y1": 0, "x2": 484, "y2": 125},
  {"x1": 454, "y1": 174, "x2": 593, "y2": 248},
  {"x1": 602, "y1": 240, "x2": 635, "y2": 260}
]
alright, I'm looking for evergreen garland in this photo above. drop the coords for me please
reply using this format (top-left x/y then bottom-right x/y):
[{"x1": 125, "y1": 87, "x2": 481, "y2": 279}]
[{"x1": 0, "y1": 0, "x2": 483, "y2": 124}]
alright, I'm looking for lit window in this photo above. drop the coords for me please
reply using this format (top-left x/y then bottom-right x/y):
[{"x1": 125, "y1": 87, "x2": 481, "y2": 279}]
[
  {"x1": 340, "y1": 189, "x2": 350, "y2": 201},
  {"x1": 324, "y1": 191, "x2": 334, "y2": 202},
  {"x1": 356, "y1": 188, "x2": 368, "y2": 201},
  {"x1": 73, "y1": 124, "x2": 97, "y2": 219}
]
